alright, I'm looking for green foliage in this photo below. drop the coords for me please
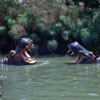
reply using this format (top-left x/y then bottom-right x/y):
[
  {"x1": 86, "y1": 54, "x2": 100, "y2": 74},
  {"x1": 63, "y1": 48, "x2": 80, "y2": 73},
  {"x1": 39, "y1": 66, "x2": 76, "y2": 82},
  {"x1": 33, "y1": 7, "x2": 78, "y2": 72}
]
[
  {"x1": 17, "y1": 12, "x2": 36, "y2": 32},
  {"x1": 36, "y1": 22, "x2": 47, "y2": 33},
  {"x1": 76, "y1": 18, "x2": 88, "y2": 27},
  {"x1": 47, "y1": 40, "x2": 58, "y2": 52},
  {"x1": 80, "y1": 27, "x2": 99, "y2": 51},
  {"x1": 44, "y1": 29, "x2": 57, "y2": 40},
  {"x1": 76, "y1": 18, "x2": 84, "y2": 28},
  {"x1": 0, "y1": 26, "x2": 7, "y2": 52},
  {"x1": 87, "y1": 33, "x2": 99, "y2": 51},
  {"x1": 52, "y1": 22, "x2": 63, "y2": 33},
  {"x1": 0, "y1": 0, "x2": 100, "y2": 54},
  {"x1": 28, "y1": 34, "x2": 41, "y2": 44},
  {"x1": 81, "y1": 28, "x2": 90, "y2": 45},
  {"x1": 0, "y1": 26, "x2": 6, "y2": 36},
  {"x1": 81, "y1": 28, "x2": 90, "y2": 36},
  {"x1": 67, "y1": 5, "x2": 79, "y2": 17},
  {"x1": 48, "y1": 30, "x2": 56, "y2": 39},
  {"x1": 62, "y1": 30, "x2": 70, "y2": 40},
  {"x1": 59, "y1": 15, "x2": 76, "y2": 31},
  {"x1": 8, "y1": 24, "x2": 27, "y2": 41},
  {"x1": 54, "y1": 22, "x2": 63, "y2": 28},
  {"x1": 17, "y1": 14, "x2": 28, "y2": 28},
  {"x1": 59, "y1": 15, "x2": 71, "y2": 26},
  {"x1": 2, "y1": 0, "x2": 20, "y2": 18},
  {"x1": 5, "y1": 16, "x2": 16, "y2": 28},
  {"x1": 88, "y1": 10, "x2": 100, "y2": 34},
  {"x1": 89, "y1": 33, "x2": 99, "y2": 46}
]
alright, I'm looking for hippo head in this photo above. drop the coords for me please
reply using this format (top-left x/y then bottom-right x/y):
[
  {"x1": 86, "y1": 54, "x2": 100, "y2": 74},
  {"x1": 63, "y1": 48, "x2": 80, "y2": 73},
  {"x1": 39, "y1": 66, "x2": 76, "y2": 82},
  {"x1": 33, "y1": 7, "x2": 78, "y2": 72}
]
[
  {"x1": 0, "y1": 38, "x2": 35, "y2": 65},
  {"x1": 15, "y1": 38, "x2": 33, "y2": 53},
  {"x1": 68, "y1": 41, "x2": 89, "y2": 56},
  {"x1": 7, "y1": 38, "x2": 37, "y2": 65}
]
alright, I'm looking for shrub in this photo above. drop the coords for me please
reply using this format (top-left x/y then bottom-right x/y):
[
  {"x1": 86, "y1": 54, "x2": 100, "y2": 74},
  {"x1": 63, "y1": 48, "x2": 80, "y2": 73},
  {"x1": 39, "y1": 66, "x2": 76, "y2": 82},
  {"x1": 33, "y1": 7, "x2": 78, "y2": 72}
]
[
  {"x1": 81, "y1": 28, "x2": 90, "y2": 46},
  {"x1": 47, "y1": 39, "x2": 58, "y2": 52},
  {"x1": 0, "y1": 26, "x2": 6, "y2": 36},
  {"x1": 43, "y1": 29, "x2": 57, "y2": 40},
  {"x1": 62, "y1": 30, "x2": 70, "y2": 40},
  {"x1": 51, "y1": 22, "x2": 63, "y2": 33},
  {"x1": 67, "y1": 5, "x2": 79, "y2": 17},
  {"x1": 28, "y1": 33, "x2": 41, "y2": 45},
  {"x1": 17, "y1": 12, "x2": 36, "y2": 32},
  {"x1": 88, "y1": 10, "x2": 100, "y2": 34},
  {"x1": 8, "y1": 24, "x2": 27, "y2": 41},
  {"x1": 5, "y1": 16, "x2": 16, "y2": 29},
  {"x1": 76, "y1": 18, "x2": 84, "y2": 28},
  {"x1": 81, "y1": 28, "x2": 99, "y2": 51},
  {"x1": 59, "y1": 15, "x2": 72, "y2": 27}
]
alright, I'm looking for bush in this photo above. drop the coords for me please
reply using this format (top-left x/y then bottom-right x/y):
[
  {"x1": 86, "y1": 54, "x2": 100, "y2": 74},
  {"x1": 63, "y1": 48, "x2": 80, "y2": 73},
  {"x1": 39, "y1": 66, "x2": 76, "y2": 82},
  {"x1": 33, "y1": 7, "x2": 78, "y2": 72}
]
[
  {"x1": 44, "y1": 29, "x2": 57, "y2": 40},
  {"x1": 51, "y1": 22, "x2": 63, "y2": 34},
  {"x1": 80, "y1": 27, "x2": 99, "y2": 51},
  {"x1": 28, "y1": 33, "x2": 41, "y2": 45},
  {"x1": 0, "y1": 26, "x2": 6, "y2": 36},
  {"x1": 17, "y1": 12, "x2": 36, "y2": 32},
  {"x1": 47, "y1": 39, "x2": 58, "y2": 52},
  {"x1": 8, "y1": 24, "x2": 27, "y2": 41},
  {"x1": 5, "y1": 16, "x2": 16, "y2": 29},
  {"x1": 36, "y1": 22, "x2": 47, "y2": 34},
  {"x1": 62, "y1": 30, "x2": 70, "y2": 40},
  {"x1": 59, "y1": 15, "x2": 72, "y2": 27},
  {"x1": 67, "y1": 5, "x2": 79, "y2": 17},
  {"x1": 81, "y1": 28, "x2": 90, "y2": 45},
  {"x1": 88, "y1": 11, "x2": 100, "y2": 34}
]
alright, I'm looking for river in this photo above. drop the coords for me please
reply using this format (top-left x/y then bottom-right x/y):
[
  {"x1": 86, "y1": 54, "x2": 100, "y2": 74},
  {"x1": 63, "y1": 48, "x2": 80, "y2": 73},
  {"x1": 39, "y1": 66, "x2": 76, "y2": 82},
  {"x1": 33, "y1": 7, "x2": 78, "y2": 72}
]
[{"x1": 0, "y1": 55, "x2": 100, "y2": 100}]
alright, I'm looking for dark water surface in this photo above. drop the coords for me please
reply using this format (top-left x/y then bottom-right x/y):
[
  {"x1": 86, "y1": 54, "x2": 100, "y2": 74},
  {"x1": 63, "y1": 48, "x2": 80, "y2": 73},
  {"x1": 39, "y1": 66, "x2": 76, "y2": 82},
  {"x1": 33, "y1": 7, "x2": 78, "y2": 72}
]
[{"x1": 0, "y1": 55, "x2": 100, "y2": 100}]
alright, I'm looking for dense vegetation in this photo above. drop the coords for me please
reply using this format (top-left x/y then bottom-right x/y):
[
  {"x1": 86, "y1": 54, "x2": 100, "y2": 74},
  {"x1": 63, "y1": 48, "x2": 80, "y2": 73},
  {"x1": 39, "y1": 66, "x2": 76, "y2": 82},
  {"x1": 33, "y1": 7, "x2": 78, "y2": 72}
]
[{"x1": 0, "y1": 0, "x2": 100, "y2": 55}]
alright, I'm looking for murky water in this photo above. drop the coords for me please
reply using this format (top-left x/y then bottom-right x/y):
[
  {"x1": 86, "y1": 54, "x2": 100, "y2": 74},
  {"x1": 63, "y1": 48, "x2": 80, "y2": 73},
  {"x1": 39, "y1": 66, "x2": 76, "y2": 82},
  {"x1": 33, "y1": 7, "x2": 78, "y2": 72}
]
[{"x1": 0, "y1": 55, "x2": 100, "y2": 100}]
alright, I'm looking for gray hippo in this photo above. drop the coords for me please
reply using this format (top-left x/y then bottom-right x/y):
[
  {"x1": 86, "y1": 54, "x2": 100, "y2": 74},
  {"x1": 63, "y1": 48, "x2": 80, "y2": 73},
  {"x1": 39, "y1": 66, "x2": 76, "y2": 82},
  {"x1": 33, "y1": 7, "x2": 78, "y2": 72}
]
[
  {"x1": 67, "y1": 41, "x2": 97, "y2": 64},
  {"x1": 0, "y1": 38, "x2": 37, "y2": 65}
]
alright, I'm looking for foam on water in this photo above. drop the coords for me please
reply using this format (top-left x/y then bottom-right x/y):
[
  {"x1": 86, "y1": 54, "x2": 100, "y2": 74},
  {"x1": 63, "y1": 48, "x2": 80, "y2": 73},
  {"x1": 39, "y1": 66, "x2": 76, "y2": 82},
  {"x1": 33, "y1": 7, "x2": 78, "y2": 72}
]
[{"x1": 25, "y1": 60, "x2": 50, "y2": 68}]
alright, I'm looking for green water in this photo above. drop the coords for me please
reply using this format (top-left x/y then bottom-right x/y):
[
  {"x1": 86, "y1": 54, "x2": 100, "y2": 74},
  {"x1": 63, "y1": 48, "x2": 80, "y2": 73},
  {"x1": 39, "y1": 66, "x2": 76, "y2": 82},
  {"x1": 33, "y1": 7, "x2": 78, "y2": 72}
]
[{"x1": 0, "y1": 55, "x2": 100, "y2": 100}]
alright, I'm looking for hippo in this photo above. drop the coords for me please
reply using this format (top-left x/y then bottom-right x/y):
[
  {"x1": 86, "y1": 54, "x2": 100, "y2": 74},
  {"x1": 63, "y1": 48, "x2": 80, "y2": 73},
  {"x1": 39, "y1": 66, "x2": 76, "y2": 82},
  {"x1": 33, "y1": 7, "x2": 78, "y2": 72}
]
[
  {"x1": 0, "y1": 38, "x2": 37, "y2": 65},
  {"x1": 67, "y1": 41, "x2": 97, "y2": 64}
]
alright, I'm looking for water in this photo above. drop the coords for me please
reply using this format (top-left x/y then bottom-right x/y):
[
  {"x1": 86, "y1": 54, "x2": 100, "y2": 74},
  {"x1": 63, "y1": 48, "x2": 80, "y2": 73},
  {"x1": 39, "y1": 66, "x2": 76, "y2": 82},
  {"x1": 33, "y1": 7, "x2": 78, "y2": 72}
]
[{"x1": 0, "y1": 55, "x2": 100, "y2": 100}]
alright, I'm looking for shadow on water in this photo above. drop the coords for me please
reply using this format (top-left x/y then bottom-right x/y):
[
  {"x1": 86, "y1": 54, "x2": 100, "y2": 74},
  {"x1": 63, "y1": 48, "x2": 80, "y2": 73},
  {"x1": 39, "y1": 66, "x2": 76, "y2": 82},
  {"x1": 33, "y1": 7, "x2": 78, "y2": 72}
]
[{"x1": 0, "y1": 55, "x2": 100, "y2": 100}]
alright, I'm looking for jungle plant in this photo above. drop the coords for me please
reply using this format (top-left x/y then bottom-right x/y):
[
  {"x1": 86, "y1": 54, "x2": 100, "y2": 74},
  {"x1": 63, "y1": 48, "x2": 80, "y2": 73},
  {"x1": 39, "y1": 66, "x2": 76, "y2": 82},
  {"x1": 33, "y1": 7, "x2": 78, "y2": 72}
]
[
  {"x1": 47, "y1": 39, "x2": 58, "y2": 53},
  {"x1": 88, "y1": 10, "x2": 100, "y2": 34},
  {"x1": 17, "y1": 11, "x2": 36, "y2": 33},
  {"x1": 0, "y1": 26, "x2": 6, "y2": 36},
  {"x1": 8, "y1": 24, "x2": 27, "y2": 41},
  {"x1": 28, "y1": 33, "x2": 41, "y2": 45}
]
